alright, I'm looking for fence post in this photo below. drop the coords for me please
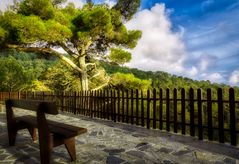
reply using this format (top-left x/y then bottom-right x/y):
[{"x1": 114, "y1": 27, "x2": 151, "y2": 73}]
[
  {"x1": 159, "y1": 88, "x2": 163, "y2": 130},
  {"x1": 122, "y1": 90, "x2": 125, "y2": 122},
  {"x1": 173, "y1": 88, "x2": 178, "y2": 133},
  {"x1": 141, "y1": 90, "x2": 145, "y2": 127},
  {"x1": 136, "y1": 89, "x2": 139, "y2": 125},
  {"x1": 97, "y1": 90, "x2": 100, "y2": 118},
  {"x1": 207, "y1": 89, "x2": 213, "y2": 141},
  {"x1": 113, "y1": 90, "x2": 117, "y2": 122},
  {"x1": 100, "y1": 90, "x2": 103, "y2": 118},
  {"x1": 197, "y1": 89, "x2": 203, "y2": 140},
  {"x1": 103, "y1": 90, "x2": 106, "y2": 119},
  {"x1": 153, "y1": 88, "x2": 157, "y2": 129},
  {"x1": 131, "y1": 89, "x2": 134, "y2": 125},
  {"x1": 74, "y1": 91, "x2": 77, "y2": 115},
  {"x1": 118, "y1": 89, "x2": 121, "y2": 122},
  {"x1": 18, "y1": 91, "x2": 21, "y2": 100},
  {"x1": 229, "y1": 88, "x2": 237, "y2": 146},
  {"x1": 166, "y1": 88, "x2": 170, "y2": 132},
  {"x1": 181, "y1": 88, "x2": 186, "y2": 135},
  {"x1": 126, "y1": 90, "x2": 129, "y2": 123},
  {"x1": 146, "y1": 90, "x2": 150, "y2": 129},
  {"x1": 218, "y1": 88, "x2": 224, "y2": 143},
  {"x1": 189, "y1": 88, "x2": 195, "y2": 136},
  {"x1": 111, "y1": 90, "x2": 114, "y2": 120}
]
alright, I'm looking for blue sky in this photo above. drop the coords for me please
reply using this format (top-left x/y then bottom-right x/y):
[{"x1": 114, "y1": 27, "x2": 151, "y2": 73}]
[
  {"x1": 1, "y1": 0, "x2": 239, "y2": 85},
  {"x1": 134, "y1": 0, "x2": 239, "y2": 85}
]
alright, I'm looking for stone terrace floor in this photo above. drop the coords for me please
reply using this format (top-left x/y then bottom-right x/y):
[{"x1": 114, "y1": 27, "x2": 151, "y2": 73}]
[{"x1": 0, "y1": 110, "x2": 239, "y2": 164}]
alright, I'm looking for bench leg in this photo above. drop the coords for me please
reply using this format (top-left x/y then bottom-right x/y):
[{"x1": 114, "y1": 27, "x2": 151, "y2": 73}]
[
  {"x1": 65, "y1": 138, "x2": 76, "y2": 161},
  {"x1": 8, "y1": 130, "x2": 17, "y2": 146},
  {"x1": 28, "y1": 127, "x2": 37, "y2": 141},
  {"x1": 39, "y1": 134, "x2": 53, "y2": 164}
]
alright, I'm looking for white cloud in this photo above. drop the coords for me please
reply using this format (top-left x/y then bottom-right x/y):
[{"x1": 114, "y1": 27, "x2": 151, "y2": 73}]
[
  {"x1": 197, "y1": 54, "x2": 217, "y2": 71},
  {"x1": 66, "y1": 0, "x2": 85, "y2": 8},
  {"x1": 104, "y1": 0, "x2": 116, "y2": 7},
  {"x1": 126, "y1": 3, "x2": 188, "y2": 74},
  {"x1": 229, "y1": 70, "x2": 239, "y2": 85},
  {"x1": 200, "y1": 72, "x2": 224, "y2": 83},
  {"x1": 0, "y1": 0, "x2": 14, "y2": 11}
]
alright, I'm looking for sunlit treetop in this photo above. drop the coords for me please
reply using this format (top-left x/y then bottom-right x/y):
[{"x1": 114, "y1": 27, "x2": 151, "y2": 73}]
[{"x1": 0, "y1": 0, "x2": 141, "y2": 91}]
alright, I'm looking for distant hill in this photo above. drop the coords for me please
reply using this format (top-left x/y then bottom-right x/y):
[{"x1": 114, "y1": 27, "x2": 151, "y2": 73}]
[{"x1": 101, "y1": 62, "x2": 239, "y2": 92}]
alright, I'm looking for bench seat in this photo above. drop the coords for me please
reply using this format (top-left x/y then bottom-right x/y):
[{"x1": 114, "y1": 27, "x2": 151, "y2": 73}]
[
  {"x1": 6, "y1": 99, "x2": 87, "y2": 164},
  {"x1": 16, "y1": 115, "x2": 87, "y2": 138}
]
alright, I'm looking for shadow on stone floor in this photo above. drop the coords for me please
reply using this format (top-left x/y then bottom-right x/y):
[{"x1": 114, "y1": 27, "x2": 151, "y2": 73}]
[
  {"x1": 0, "y1": 128, "x2": 73, "y2": 163},
  {"x1": 65, "y1": 112, "x2": 239, "y2": 160}
]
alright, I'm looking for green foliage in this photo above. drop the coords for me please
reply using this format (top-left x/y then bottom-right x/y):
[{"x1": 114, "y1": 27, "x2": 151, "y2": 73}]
[
  {"x1": 109, "y1": 48, "x2": 131, "y2": 65},
  {"x1": 0, "y1": 56, "x2": 29, "y2": 91},
  {"x1": 44, "y1": 20, "x2": 72, "y2": 42},
  {"x1": 111, "y1": 73, "x2": 151, "y2": 91},
  {"x1": 0, "y1": 51, "x2": 55, "y2": 91},
  {"x1": 101, "y1": 61, "x2": 237, "y2": 92},
  {"x1": 18, "y1": 0, "x2": 55, "y2": 20},
  {"x1": 0, "y1": 0, "x2": 142, "y2": 91},
  {"x1": 113, "y1": 0, "x2": 140, "y2": 21},
  {"x1": 44, "y1": 62, "x2": 82, "y2": 91},
  {"x1": 0, "y1": 27, "x2": 7, "y2": 44}
]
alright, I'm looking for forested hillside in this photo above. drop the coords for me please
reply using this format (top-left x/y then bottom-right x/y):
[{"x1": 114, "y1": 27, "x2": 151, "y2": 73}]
[
  {"x1": 101, "y1": 62, "x2": 239, "y2": 91},
  {"x1": 0, "y1": 51, "x2": 239, "y2": 94}
]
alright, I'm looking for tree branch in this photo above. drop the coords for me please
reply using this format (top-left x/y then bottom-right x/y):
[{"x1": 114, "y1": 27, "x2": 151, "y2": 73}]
[
  {"x1": 5, "y1": 44, "x2": 84, "y2": 74},
  {"x1": 92, "y1": 77, "x2": 110, "y2": 91},
  {"x1": 89, "y1": 72, "x2": 100, "y2": 79},
  {"x1": 59, "y1": 42, "x2": 79, "y2": 58}
]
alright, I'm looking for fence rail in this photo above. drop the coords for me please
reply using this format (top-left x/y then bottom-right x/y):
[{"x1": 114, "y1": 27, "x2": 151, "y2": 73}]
[{"x1": 0, "y1": 88, "x2": 239, "y2": 146}]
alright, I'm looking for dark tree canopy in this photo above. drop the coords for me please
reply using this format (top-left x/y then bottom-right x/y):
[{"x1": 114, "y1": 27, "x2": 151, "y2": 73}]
[{"x1": 0, "y1": 0, "x2": 142, "y2": 91}]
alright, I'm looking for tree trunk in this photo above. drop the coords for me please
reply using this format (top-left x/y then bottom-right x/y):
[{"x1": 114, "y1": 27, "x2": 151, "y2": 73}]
[
  {"x1": 80, "y1": 73, "x2": 89, "y2": 91},
  {"x1": 79, "y1": 56, "x2": 89, "y2": 91}
]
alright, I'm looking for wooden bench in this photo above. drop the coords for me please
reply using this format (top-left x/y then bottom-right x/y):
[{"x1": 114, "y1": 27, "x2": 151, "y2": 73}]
[{"x1": 5, "y1": 99, "x2": 87, "y2": 164}]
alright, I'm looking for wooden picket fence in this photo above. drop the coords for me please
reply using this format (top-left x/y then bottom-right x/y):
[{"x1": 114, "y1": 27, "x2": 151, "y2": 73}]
[{"x1": 0, "y1": 88, "x2": 238, "y2": 146}]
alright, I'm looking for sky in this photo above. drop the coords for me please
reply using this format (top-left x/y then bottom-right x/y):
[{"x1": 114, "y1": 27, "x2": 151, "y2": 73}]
[{"x1": 1, "y1": 0, "x2": 239, "y2": 86}]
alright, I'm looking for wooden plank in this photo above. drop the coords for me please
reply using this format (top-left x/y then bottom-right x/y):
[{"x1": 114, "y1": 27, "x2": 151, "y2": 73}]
[
  {"x1": 6, "y1": 99, "x2": 58, "y2": 115},
  {"x1": 131, "y1": 89, "x2": 134, "y2": 125},
  {"x1": 217, "y1": 88, "x2": 224, "y2": 143},
  {"x1": 153, "y1": 88, "x2": 157, "y2": 129},
  {"x1": 84, "y1": 91, "x2": 87, "y2": 116},
  {"x1": 16, "y1": 115, "x2": 87, "y2": 138},
  {"x1": 113, "y1": 90, "x2": 117, "y2": 122},
  {"x1": 207, "y1": 88, "x2": 213, "y2": 141},
  {"x1": 107, "y1": 90, "x2": 110, "y2": 120},
  {"x1": 61, "y1": 91, "x2": 64, "y2": 112},
  {"x1": 181, "y1": 88, "x2": 186, "y2": 135},
  {"x1": 141, "y1": 90, "x2": 145, "y2": 127},
  {"x1": 126, "y1": 90, "x2": 129, "y2": 123},
  {"x1": 111, "y1": 90, "x2": 114, "y2": 120},
  {"x1": 173, "y1": 88, "x2": 178, "y2": 133},
  {"x1": 136, "y1": 89, "x2": 139, "y2": 125},
  {"x1": 97, "y1": 91, "x2": 100, "y2": 118},
  {"x1": 159, "y1": 88, "x2": 163, "y2": 130},
  {"x1": 74, "y1": 92, "x2": 77, "y2": 115},
  {"x1": 189, "y1": 88, "x2": 195, "y2": 136},
  {"x1": 166, "y1": 88, "x2": 170, "y2": 132},
  {"x1": 118, "y1": 90, "x2": 121, "y2": 122},
  {"x1": 103, "y1": 90, "x2": 106, "y2": 119},
  {"x1": 229, "y1": 88, "x2": 237, "y2": 146},
  {"x1": 80, "y1": 91, "x2": 83, "y2": 115},
  {"x1": 147, "y1": 90, "x2": 150, "y2": 129},
  {"x1": 122, "y1": 90, "x2": 125, "y2": 122},
  {"x1": 197, "y1": 89, "x2": 203, "y2": 140},
  {"x1": 100, "y1": 90, "x2": 103, "y2": 118}
]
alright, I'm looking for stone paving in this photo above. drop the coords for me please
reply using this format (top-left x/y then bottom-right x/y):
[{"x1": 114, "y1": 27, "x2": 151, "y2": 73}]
[{"x1": 0, "y1": 109, "x2": 239, "y2": 164}]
